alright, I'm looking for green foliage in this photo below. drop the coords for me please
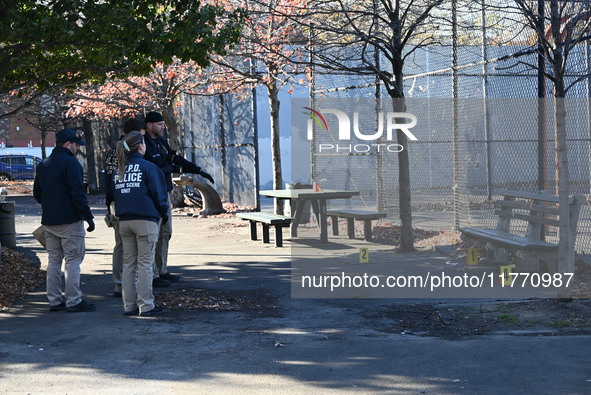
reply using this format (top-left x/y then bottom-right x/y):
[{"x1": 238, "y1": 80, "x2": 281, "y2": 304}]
[
  {"x1": 0, "y1": 0, "x2": 244, "y2": 96},
  {"x1": 498, "y1": 313, "x2": 519, "y2": 325},
  {"x1": 550, "y1": 320, "x2": 572, "y2": 328}
]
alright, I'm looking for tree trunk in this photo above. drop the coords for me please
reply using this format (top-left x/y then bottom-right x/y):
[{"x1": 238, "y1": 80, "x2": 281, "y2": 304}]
[
  {"x1": 40, "y1": 131, "x2": 47, "y2": 159},
  {"x1": 550, "y1": 0, "x2": 572, "y2": 273},
  {"x1": 268, "y1": 83, "x2": 284, "y2": 215},
  {"x1": 161, "y1": 104, "x2": 185, "y2": 206},
  {"x1": 554, "y1": 96, "x2": 572, "y2": 272},
  {"x1": 162, "y1": 105, "x2": 179, "y2": 150},
  {"x1": 391, "y1": 39, "x2": 414, "y2": 251},
  {"x1": 82, "y1": 119, "x2": 98, "y2": 193},
  {"x1": 396, "y1": 126, "x2": 413, "y2": 251},
  {"x1": 392, "y1": 98, "x2": 414, "y2": 252},
  {"x1": 536, "y1": 0, "x2": 548, "y2": 194}
]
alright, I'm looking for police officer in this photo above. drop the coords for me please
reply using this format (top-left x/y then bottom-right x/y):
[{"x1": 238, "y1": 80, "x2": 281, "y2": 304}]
[
  {"x1": 33, "y1": 129, "x2": 96, "y2": 313},
  {"x1": 143, "y1": 111, "x2": 214, "y2": 284},
  {"x1": 109, "y1": 131, "x2": 168, "y2": 316},
  {"x1": 104, "y1": 118, "x2": 147, "y2": 296}
]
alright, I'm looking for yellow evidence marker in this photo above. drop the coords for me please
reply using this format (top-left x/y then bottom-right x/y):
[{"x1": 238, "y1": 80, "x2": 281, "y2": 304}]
[
  {"x1": 467, "y1": 248, "x2": 478, "y2": 265},
  {"x1": 359, "y1": 247, "x2": 369, "y2": 263},
  {"x1": 499, "y1": 264, "x2": 514, "y2": 286}
]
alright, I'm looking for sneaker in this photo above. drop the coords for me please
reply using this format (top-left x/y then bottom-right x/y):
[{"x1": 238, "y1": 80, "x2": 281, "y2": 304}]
[
  {"x1": 152, "y1": 277, "x2": 171, "y2": 288},
  {"x1": 159, "y1": 273, "x2": 180, "y2": 282},
  {"x1": 112, "y1": 291, "x2": 123, "y2": 298},
  {"x1": 123, "y1": 308, "x2": 139, "y2": 316},
  {"x1": 66, "y1": 299, "x2": 96, "y2": 313},
  {"x1": 139, "y1": 305, "x2": 164, "y2": 317},
  {"x1": 49, "y1": 302, "x2": 66, "y2": 311}
]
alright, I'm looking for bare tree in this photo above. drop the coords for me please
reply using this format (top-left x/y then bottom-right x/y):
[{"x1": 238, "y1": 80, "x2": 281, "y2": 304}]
[
  {"x1": 504, "y1": 0, "x2": 591, "y2": 272},
  {"x1": 296, "y1": 0, "x2": 448, "y2": 251},
  {"x1": 21, "y1": 92, "x2": 70, "y2": 158},
  {"x1": 207, "y1": 0, "x2": 308, "y2": 214}
]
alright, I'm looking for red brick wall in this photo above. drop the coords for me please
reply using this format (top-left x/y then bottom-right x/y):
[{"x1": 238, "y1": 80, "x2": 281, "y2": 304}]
[{"x1": 6, "y1": 117, "x2": 56, "y2": 148}]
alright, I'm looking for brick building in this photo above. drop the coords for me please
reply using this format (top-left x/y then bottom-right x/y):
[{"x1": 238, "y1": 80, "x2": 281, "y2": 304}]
[{"x1": 1, "y1": 115, "x2": 57, "y2": 149}]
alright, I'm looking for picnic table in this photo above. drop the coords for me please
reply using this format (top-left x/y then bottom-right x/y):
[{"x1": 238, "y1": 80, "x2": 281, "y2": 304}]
[{"x1": 259, "y1": 188, "x2": 360, "y2": 243}]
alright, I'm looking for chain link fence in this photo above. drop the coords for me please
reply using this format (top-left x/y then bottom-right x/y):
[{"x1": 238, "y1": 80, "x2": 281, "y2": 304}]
[
  {"x1": 310, "y1": 39, "x2": 591, "y2": 263},
  {"x1": 177, "y1": 94, "x2": 256, "y2": 207}
]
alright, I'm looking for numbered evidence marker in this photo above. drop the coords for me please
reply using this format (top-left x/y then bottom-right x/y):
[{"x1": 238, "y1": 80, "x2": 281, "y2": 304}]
[
  {"x1": 466, "y1": 248, "x2": 478, "y2": 265},
  {"x1": 359, "y1": 247, "x2": 369, "y2": 263},
  {"x1": 499, "y1": 264, "x2": 514, "y2": 286}
]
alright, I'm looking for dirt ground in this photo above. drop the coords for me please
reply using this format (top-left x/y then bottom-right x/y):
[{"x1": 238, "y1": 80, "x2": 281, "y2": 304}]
[
  {"x1": 149, "y1": 285, "x2": 591, "y2": 340},
  {"x1": 366, "y1": 299, "x2": 591, "y2": 339}
]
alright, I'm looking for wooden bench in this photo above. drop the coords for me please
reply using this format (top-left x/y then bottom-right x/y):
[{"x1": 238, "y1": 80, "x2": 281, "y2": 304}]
[
  {"x1": 460, "y1": 190, "x2": 586, "y2": 273},
  {"x1": 327, "y1": 209, "x2": 387, "y2": 241},
  {"x1": 236, "y1": 212, "x2": 292, "y2": 247}
]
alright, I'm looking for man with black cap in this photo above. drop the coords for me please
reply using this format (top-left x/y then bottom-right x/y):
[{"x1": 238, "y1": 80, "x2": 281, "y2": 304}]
[
  {"x1": 143, "y1": 111, "x2": 214, "y2": 284},
  {"x1": 34, "y1": 129, "x2": 96, "y2": 312}
]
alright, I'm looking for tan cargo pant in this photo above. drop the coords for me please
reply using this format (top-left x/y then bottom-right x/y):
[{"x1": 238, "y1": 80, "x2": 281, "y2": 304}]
[
  {"x1": 154, "y1": 192, "x2": 172, "y2": 277},
  {"x1": 44, "y1": 221, "x2": 86, "y2": 308},
  {"x1": 119, "y1": 219, "x2": 159, "y2": 314}
]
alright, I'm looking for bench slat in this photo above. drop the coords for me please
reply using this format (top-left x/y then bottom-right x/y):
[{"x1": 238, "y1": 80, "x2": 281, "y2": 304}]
[
  {"x1": 327, "y1": 210, "x2": 387, "y2": 220},
  {"x1": 499, "y1": 190, "x2": 584, "y2": 205},
  {"x1": 461, "y1": 227, "x2": 557, "y2": 250},
  {"x1": 499, "y1": 190, "x2": 561, "y2": 203},
  {"x1": 236, "y1": 212, "x2": 292, "y2": 225},
  {"x1": 493, "y1": 210, "x2": 560, "y2": 226},
  {"x1": 496, "y1": 200, "x2": 559, "y2": 215}
]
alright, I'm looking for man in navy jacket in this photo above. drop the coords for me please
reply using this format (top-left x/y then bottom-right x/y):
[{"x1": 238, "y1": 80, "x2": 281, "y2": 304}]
[{"x1": 33, "y1": 129, "x2": 96, "y2": 313}]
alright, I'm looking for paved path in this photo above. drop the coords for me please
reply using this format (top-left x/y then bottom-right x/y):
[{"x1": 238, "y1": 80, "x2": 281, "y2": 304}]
[{"x1": 0, "y1": 195, "x2": 590, "y2": 394}]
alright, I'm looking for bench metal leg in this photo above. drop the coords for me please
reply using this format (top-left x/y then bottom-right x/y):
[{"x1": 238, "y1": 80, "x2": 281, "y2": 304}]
[
  {"x1": 363, "y1": 220, "x2": 372, "y2": 241},
  {"x1": 318, "y1": 200, "x2": 328, "y2": 243},
  {"x1": 331, "y1": 215, "x2": 339, "y2": 235},
  {"x1": 274, "y1": 225, "x2": 283, "y2": 247},
  {"x1": 249, "y1": 221, "x2": 257, "y2": 240},
  {"x1": 485, "y1": 242, "x2": 507, "y2": 264},
  {"x1": 262, "y1": 224, "x2": 270, "y2": 244},
  {"x1": 347, "y1": 218, "x2": 355, "y2": 239},
  {"x1": 291, "y1": 199, "x2": 306, "y2": 237}
]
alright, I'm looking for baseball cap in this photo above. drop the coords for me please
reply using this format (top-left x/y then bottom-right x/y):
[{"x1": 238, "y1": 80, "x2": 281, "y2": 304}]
[{"x1": 56, "y1": 129, "x2": 86, "y2": 146}]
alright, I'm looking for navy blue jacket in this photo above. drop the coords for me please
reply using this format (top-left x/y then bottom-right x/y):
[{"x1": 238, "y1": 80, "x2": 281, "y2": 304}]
[
  {"x1": 33, "y1": 146, "x2": 93, "y2": 226},
  {"x1": 107, "y1": 153, "x2": 168, "y2": 223},
  {"x1": 144, "y1": 134, "x2": 201, "y2": 192}
]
